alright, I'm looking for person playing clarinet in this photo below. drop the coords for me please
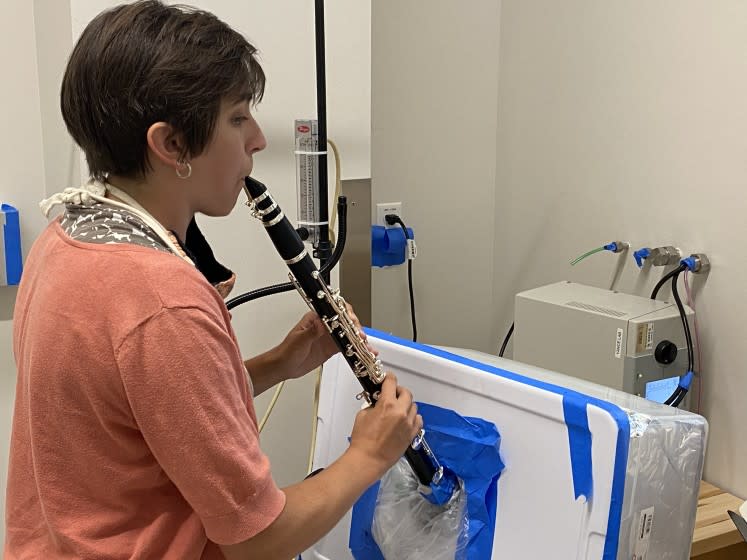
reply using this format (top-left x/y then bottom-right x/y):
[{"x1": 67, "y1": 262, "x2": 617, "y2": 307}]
[{"x1": 5, "y1": 2, "x2": 422, "y2": 559}]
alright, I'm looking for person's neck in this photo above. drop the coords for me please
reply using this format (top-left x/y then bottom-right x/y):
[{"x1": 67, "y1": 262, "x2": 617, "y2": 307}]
[{"x1": 105, "y1": 174, "x2": 192, "y2": 241}]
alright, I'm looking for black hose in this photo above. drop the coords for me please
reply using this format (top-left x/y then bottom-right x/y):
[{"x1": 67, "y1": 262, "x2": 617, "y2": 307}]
[
  {"x1": 671, "y1": 271, "x2": 694, "y2": 372},
  {"x1": 650, "y1": 263, "x2": 686, "y2": 300},
  {"x1": 387, "y1": 216, "x2": 417, "y2": 342},
  {"x1": 226, "y1": 196, "x2": 347, "y2": 311},
  {"x1": 406, "y1": 259, "x2": 417, "y2": 342},
  {"x1": 499, "y1": 322, "x2": 514, "y2": 358},
  {"x1": 325, "y1": 197, "x2": 347, "y2": 272},
  {"x1": 662, "y1": 269, "x2": 694, "y2": 407},
  {"x1": 670, "y1": 388, "x2": 688, "y2": 408},
  {"x1": 225, "y1": 281, "x2": 295, "y2": 310},
  {"x1": 664, "y1": 387, "x2": 683, "y2": 406}
]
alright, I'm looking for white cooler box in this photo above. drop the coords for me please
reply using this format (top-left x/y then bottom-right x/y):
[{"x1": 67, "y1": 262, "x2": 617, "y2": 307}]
[{"x1": 304, "y1": 329, "x2": 707, "y2": 560}]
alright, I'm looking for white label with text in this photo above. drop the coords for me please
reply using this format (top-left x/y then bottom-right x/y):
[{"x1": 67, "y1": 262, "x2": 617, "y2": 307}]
[
  {"x1": 615, "y1": 328, "x2": 624, "y2": 358},
  {"x1": 632, "y1": 506, "x2": 655, "y2": 560},
  {"x1": 407, "y1": 239, "x2": 417, "y2": 260}
]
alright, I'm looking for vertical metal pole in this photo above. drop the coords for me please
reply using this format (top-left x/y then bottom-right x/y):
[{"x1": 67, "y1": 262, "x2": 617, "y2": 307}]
[{"x1": 314, "y1": 0, "x2": 332, "y2": 275}]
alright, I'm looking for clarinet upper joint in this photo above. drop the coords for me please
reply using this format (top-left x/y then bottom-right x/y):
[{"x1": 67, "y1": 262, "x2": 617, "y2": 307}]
[{"x1": 306, "y1": 269, "x2": 387, "y2": 385}]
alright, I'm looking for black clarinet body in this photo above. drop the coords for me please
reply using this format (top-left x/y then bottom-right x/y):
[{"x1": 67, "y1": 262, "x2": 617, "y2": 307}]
[{"x1": 243, "y1": 176, "x2": 446, "y2": 489}]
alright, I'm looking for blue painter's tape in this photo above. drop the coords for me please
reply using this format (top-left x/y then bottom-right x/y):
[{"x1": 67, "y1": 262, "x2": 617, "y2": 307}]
[
  {"x1": 349, "y1": 481, "x2": 385, "y2": 560},
  {"x1": 371, "y1": 225, "x2": 413, "y2": 267},
  {"x1": 562, "y1": 395, "x2": 593, "y2": 501},
  {"x1": 363, "y1": 327, "x2": 630, "y2": 560},
  {"x1": 2, "y1": 204, "x2": 22, "y2": 285}
]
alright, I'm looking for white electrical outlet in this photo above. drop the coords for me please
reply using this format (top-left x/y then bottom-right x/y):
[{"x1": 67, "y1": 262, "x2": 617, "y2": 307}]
[{"x1": 376, "y1": 202, "x2": 402, "y2": 227}]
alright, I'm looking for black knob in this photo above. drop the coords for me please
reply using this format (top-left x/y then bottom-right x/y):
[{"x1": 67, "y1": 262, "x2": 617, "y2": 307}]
[{"x1": 654, "y1": 340, "x2": 678, "y2": 365}]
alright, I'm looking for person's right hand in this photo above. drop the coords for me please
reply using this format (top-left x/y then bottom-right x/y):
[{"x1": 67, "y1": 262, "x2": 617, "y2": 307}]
[{"x1": 348, "y1": 373, "x2": 423, "y2": 477}]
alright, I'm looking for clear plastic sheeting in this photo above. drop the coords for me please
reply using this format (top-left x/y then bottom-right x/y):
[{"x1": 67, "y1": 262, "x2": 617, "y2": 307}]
[
  {"x1": 619, "y1": 410, "x2": 707, "y2": 560},
  {"x1": 372, "y1": 459, "x2": 468, "y2": 560}
]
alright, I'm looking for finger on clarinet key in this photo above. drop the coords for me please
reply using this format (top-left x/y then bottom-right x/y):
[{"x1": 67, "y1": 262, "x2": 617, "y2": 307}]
[{"x1": 380, "y1": 373, "x2": 397, "y2": 400}]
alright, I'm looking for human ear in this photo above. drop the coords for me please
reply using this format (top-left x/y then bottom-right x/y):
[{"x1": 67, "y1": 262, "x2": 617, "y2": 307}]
[{"x1": 146, "y1": 122, "x2": 187, "y2": 168}]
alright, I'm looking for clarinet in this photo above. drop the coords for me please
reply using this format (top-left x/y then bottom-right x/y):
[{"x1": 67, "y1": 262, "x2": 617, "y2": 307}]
[{"x1": 243, "y1": 176, "x2": 445, "y2": 489}]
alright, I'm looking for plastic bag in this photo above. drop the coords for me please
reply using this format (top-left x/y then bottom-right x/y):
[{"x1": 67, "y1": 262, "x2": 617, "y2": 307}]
[
  {"x1": 372, "y1": 459, "x2": 468, "y2": 560},
  {"x1": 350, "y1": 402, "x2": 503, "y2": 560}
]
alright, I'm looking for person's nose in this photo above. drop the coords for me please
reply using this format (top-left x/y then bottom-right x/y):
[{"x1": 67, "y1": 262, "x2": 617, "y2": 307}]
[{"x1": 247, "y1": 118, "x2": 267, "y2": 154}]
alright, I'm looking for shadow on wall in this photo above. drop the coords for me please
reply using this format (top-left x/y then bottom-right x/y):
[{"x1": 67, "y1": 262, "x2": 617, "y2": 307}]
[{"x1": 0, "y1": 289, "x2": 16, "y2": 321}]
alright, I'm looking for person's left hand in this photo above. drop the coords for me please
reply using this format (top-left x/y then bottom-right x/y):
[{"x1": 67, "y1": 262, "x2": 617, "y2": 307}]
[{"x1": 279, "y1": 304, "x2": 377, "y2": 380}]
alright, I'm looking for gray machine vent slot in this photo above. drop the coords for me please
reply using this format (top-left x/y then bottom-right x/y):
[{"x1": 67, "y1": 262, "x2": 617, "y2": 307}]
[{"x1": 565, "y1": 301, "x2": 627, "y2": 318}]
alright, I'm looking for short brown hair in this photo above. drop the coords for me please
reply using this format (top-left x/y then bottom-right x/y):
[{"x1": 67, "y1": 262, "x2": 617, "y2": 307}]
[{"x1": 61, "y1": 0, "x2": 265, "y2": 181}]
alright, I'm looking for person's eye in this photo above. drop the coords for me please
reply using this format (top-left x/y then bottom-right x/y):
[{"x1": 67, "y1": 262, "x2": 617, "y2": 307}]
[{"x1": 232, "y1": 116, "x2": 249, "y2": 125}]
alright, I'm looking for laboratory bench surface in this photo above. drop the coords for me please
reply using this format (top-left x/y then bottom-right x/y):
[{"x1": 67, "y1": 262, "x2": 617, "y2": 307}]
[{"x1": 691, "y1": 481, "x2": 746, "y2": 559}]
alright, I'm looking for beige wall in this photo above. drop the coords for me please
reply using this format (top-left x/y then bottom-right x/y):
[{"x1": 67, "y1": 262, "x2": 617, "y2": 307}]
[
  {"x1": 0, "y1": 0, "x2": 370, "y2": 545},
  {"x1": 492, "y1": 0, "x2": 747, "y2": 498},
  {"x1": 0, "y1": 0, "x2": 75, "y2": 542},
  {"x1": 373, "y1": 0, "x2": 747, "y2": 498},
  {"x1": 371, "y1": 0, "x2": 503, "y2": 350}
]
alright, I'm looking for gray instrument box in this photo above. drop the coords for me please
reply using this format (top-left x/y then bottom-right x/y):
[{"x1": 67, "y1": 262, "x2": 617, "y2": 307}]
[{"x1": 514, "y1": 281, "x2": 694, "y2": 403}]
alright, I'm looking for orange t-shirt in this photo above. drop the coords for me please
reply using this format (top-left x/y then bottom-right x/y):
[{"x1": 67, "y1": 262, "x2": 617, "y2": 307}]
[{"x1": 5, "y1": 221, "x2": 286, "y2": 559}]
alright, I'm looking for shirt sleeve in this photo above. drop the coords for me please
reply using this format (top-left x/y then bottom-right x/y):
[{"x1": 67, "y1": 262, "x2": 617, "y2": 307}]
[{"x1": 115, "y1": 304, "x2": 286, "y2": 545}]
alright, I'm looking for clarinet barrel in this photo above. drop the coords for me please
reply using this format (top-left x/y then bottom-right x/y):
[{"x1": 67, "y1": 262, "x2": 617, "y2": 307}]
[{"x1": 243, "y1": 176, "x2": 449, "y2": 491}]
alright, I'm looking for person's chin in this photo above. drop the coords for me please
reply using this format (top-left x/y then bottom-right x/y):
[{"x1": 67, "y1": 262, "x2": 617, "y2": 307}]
[
  {"x1": 218, "y1": 191, "x2": 244, "y2": 216},
  {"x1": 199, "y1": 199, "x2": 238, "y2": 218}
]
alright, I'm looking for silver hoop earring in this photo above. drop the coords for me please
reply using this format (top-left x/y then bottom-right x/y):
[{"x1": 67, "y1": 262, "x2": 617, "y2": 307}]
[{"x1": 176, "y1": 161, "x2": 192, "y2": 179}]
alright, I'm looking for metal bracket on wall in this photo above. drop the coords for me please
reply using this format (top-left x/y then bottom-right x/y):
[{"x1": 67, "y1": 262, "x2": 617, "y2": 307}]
[{"x1": 339, "y1": 178, "x2": 372, "y2": 326}]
